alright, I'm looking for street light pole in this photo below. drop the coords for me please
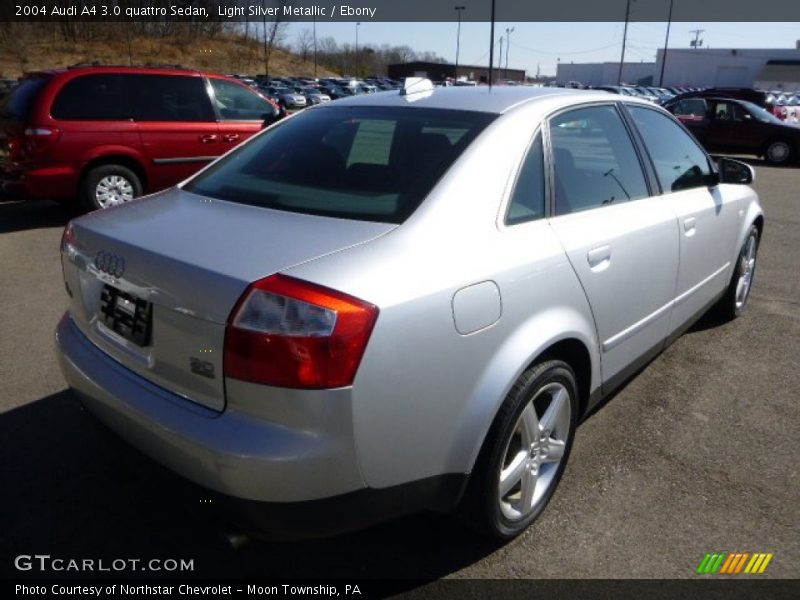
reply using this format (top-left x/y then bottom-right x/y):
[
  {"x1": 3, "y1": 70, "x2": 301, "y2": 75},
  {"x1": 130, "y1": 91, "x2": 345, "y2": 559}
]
[
  {"x1": 659, "y1": 0, "x2": 674, "y2": 86},
  {"x1": 505, "y1": 27, "x2": 515, "y2": 80},
  {"x1": 617, "y1": 0, "x2": 632, "y2": 85},
  {"x1": 313, "y1": 14, "x2": 318, "y2": 78},
  {"x1": 488, "y1": 0, "x2": 495, "y2": 87},
  {"x1": 454, "y1": 5, "x2": 465, "y2": 82},
  {"x1": 355, "y1": 22, "x2": 360, "y2": 77}
]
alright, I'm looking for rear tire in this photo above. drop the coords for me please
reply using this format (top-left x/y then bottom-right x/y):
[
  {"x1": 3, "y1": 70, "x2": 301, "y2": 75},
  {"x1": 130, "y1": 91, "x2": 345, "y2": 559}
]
[
  {"x1": 763, "y1": 139, "x2": 794, "y2": 165},
  {"x1": 460, "y1": 360, "x2": 578, "y2": 540},
  {"x1": 713, "y1": 224, "x2": 759, "y2": 321},
  {"x1": 80, "y1": 164, "x2": 142, "y2": 212}
]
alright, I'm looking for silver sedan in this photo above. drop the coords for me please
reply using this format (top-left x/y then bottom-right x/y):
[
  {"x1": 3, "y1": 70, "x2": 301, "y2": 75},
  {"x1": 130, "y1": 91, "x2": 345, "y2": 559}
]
[{"x1": 55, "y1": 84, "x2": 763, "y2": 540}]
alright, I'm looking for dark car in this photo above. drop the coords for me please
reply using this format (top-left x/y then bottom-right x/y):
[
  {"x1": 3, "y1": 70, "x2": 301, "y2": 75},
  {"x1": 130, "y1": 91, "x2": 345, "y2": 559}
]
[
  {"x1": 673, "y1": 88, "x2": 774, "y2": 111},
  {"x1": 664, "y1": 95, "x2": 800, "y2": 165},
  {"x1": 0, "y1": 65, "x2": 282, "y2": 210}
]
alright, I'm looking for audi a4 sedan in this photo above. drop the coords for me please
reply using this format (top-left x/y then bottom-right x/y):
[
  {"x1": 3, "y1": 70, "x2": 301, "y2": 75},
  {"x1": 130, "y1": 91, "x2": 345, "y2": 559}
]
[{"x1": 55, "y1": 84, "x2": 763, "y2": 540}]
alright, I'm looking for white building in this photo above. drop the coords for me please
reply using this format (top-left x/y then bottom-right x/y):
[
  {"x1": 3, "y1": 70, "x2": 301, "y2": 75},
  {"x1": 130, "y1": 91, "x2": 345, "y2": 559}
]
[
  {"x1": 556, "y1": 45, "x2": 800, "y2": 89},
  {"x1": 657, "y1": 47, "x2": 800, "y2": 88}
]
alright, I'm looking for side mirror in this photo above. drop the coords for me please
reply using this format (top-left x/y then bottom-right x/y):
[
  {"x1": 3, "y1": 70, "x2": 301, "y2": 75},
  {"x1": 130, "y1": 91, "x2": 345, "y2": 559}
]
[
  {"x1": 718, "y1": 157, "x2": 755, "y2": 185},
  {"x1": 261, "y1": 107, "x2": 281, "y2": 129}
]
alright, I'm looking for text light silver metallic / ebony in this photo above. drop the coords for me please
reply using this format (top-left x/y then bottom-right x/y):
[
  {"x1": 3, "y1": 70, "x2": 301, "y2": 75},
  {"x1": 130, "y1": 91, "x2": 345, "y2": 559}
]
[{"x1": 55, "y1": 82, "x2": 764, "y2": 541}]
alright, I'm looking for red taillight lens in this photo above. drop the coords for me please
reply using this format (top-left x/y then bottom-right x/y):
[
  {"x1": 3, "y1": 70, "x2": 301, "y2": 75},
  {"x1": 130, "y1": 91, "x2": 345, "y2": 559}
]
[
  {"x1": 60, "y1": 221, "x2": 75, "y2": 253},
  {"x1": 224, "y1": 274, "x2": 379, "y2": 389},
  {"x1": 22, "y1": 126, "x2": 59, "y2": 156}
]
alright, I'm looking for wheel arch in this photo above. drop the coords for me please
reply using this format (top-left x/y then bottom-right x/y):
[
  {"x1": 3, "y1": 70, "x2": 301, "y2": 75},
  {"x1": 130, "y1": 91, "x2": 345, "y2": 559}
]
[
  {"x1": 80, "y1": 152, "x2": 148, "y2": 193},
  {"x1": 447, "y1": 307, "x2": 600, "y2": 479}
]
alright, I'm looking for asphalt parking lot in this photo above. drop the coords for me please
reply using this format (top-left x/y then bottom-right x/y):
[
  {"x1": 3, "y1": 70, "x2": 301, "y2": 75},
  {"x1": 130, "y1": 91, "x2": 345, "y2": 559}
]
[{"x1": 0, "y1": 163, "x2": 798, "y2": 581}]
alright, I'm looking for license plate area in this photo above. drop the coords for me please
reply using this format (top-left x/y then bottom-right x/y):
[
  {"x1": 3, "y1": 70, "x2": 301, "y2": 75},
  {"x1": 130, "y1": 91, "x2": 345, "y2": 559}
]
[{"x1": 99, "y1": 284, "x2": 152, "y2": 346}]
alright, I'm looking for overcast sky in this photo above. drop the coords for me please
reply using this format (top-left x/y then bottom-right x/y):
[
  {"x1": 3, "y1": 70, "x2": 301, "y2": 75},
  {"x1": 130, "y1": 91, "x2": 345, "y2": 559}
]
[{"x1": 285, "y1": 22, "x2": 800, "y2": 76}]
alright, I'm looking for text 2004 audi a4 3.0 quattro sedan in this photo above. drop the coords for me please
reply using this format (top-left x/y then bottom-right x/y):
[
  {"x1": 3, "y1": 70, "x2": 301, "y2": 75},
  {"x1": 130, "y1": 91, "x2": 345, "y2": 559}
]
[{"x1": 55, "y1": 81, "x2": 763, "y2": 540}]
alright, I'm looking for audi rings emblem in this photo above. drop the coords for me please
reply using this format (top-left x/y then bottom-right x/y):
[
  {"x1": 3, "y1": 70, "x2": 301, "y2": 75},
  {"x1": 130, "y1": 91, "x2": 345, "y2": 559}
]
[{"x1": 95, "y1": 251, "x2": 126, "y2": 278}]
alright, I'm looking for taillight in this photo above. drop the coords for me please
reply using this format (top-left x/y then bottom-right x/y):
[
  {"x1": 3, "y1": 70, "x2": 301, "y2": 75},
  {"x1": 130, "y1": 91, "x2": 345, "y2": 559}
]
[
  {"x1": 60, "y1": 221, "x2": 75, "y2": 253},
  {"x1": 22, "y1": 126, "x2": 59, "y2": 156},
  {"x1": 224, "y1": 274, "x2": 379, "y2": 389}
]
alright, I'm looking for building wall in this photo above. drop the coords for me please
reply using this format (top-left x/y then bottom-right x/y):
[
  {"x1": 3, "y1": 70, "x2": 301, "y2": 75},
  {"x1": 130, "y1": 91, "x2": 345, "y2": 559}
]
[
  {"x1": 655, "y1": 48, "x2": 800, "y2": 87},
  {"x1": 556, "y1": 62, "x2": 655, "y2": 86}
]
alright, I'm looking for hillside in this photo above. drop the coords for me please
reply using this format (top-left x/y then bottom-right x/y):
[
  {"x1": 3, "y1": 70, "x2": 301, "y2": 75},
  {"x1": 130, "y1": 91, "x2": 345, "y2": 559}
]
[{"x1": 0, "y1": 32, "x2": 339, "y2": 79}]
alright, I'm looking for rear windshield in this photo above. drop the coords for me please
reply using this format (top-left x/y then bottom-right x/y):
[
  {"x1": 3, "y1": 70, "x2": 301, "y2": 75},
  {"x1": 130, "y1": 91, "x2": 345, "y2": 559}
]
[
  {"x1": 183, "y1": 106, "x2": 496, "y2": 223},
  {"x1": 0, "y1": 76, "x2": 49, "y2": 120}
]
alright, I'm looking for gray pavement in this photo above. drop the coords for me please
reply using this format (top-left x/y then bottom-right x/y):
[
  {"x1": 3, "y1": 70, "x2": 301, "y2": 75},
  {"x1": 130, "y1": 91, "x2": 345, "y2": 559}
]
[{"x1": 0, "y1": 164, "x2": 797, "y2": 579}]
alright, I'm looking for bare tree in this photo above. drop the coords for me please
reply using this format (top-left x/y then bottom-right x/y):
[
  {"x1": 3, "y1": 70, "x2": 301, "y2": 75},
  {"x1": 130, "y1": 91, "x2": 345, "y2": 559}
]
[
  {"x1": 294, "y1": 28, "x2": 314, "y2": 63},
  {"x1": 261, "y1": 0, "x2": 288, "y2": 79}
]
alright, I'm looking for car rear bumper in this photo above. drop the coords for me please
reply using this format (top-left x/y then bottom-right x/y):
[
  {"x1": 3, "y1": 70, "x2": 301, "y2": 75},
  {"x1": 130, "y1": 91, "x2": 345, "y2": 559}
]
[
  {"x1": 55, "y1": 312, "x2": 466, "y2": 538},
  {"x1": 1, "y1": 162, "x2": 78, "y2": 199},
  {"x1": 54, "y1": 312, "x2": 366, "y2": 504}
]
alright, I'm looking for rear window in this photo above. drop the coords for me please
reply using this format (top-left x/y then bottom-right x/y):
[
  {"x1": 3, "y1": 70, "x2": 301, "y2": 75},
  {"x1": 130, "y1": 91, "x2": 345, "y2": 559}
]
[
  {"x1": 51, "y1": 74, "x2": 132, "y2": 120},
  {"x1": 183, "y1": 106, "x2": 496, "y2": 223},
  {"x1": 0, "y1": 76, "x2": 49, "y2": 120}
]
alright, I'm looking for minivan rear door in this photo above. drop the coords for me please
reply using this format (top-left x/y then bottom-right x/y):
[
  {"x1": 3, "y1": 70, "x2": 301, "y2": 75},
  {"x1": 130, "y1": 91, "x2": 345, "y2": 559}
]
[{"x1": 128, "y1": 74, "x2": 220, "y2": 190}]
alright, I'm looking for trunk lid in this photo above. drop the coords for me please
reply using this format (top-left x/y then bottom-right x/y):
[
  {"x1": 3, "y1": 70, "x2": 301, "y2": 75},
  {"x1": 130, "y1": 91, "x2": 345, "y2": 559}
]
[{"x1": 62, "y1": 187, "x2": 395, "y2": 411}]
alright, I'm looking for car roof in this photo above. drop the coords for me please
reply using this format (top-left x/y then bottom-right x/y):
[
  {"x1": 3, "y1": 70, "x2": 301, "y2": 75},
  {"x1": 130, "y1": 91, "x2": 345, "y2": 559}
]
[{"x1": 319, "y1": 85, "x2": 617, "y2": 114}]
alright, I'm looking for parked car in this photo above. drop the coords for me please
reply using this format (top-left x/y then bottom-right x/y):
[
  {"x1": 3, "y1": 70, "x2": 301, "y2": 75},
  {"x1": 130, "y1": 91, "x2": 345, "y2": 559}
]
[
  {"x1": 665, "y1": 95, "x2": 800, "y2": 164},
  {"x1": 673, "y1": 87, "x2": 774, "y2": 111},
  {"x1": 55, "y1": 85, "x2": 763, "y2": 540},
  {"x1": 263, "y1": 85, "x2": 307, "y2": 109},
  {"x1": 299, "y1": 86, "x2": 331, "y2": 105},
  {"x1": 594, "y1": 85, "x2": 635, "y2": 96},
  {"x1": 0, "y1": 65, "x2": 281, "y2": 210}
]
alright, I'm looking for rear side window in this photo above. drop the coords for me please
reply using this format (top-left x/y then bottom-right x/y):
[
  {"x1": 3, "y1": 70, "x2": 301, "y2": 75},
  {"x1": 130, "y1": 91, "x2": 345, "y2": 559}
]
[
  {"x1": 672, "y1": 98, "x2": 707, "y2": 118},
  {"x1": 0, "y1": 76, "x2": 49, "y2": 120},
  {"x1": 51, "y1": 74, "x2": 131, "y2": 120},
  {"x1": 209, "y1": 79, "x2": 275, "y2": 121},
  {"x1": 131, "y1": 75, "x2": 214, "y2": 122},
  {"x1": 550, "y1": 105, "x2": 649, "y2": 216},
  {"x1": 506, "y1": 133, "x2": 545, "y2": 225},
  {"x1": 183, "y1": 107, "x2": 495, "y2": 223},
  {"x1": 626, "y1": 106, "x2": 712, "y2": 193}
]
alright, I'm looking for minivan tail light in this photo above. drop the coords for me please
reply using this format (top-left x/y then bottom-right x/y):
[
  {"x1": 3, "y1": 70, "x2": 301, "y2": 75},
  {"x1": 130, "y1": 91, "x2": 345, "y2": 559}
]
[
  {"x1": 224, "y1": 275, "x2": 379, "y2": 389},
  {"x1": 22, "y1": 126, "x2": 59, "y2": 156}
]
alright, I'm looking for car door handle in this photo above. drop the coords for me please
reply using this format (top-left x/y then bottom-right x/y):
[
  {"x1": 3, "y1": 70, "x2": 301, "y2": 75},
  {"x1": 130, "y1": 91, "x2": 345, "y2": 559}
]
[
  {"x1": 684, "y1": 217, "x2": 697, "y2": 235},
  {"x1": 587, "y1": 244, "x2": 612, "y2": 270},
  {"x1": 222, "y1": 133, "x2": 240, "y2": 142},
  {"x1": 199, "y1": 134, "x2": 217, "y2": 143}
]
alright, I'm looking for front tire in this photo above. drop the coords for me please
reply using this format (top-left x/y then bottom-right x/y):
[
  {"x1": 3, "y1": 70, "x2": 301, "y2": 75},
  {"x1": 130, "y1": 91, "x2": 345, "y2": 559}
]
[
  {"x1": 714, "y1": 224, "x2": 760, "y2": 321},
  {"x1": 462, "y1": 360, "x2": 578, "y2": 540},
  {"x1": 80, "y1": 164, "x2": 142, "y2": 212}
]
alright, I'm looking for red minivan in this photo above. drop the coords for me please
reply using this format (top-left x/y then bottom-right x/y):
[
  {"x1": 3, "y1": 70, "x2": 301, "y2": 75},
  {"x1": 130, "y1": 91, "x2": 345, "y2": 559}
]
[{"x1": 0, "y1": 66, "x2": 282, "y2": 210}]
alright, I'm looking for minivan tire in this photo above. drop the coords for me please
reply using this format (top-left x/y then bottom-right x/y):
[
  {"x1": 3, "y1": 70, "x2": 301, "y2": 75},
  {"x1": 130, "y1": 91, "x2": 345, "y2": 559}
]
[
  {"x1": 461, "y1": 360, "x2": 578, "y2": 540},
  {"x1": 80, "y1": 164, "x2": 143, "y2": 212}
]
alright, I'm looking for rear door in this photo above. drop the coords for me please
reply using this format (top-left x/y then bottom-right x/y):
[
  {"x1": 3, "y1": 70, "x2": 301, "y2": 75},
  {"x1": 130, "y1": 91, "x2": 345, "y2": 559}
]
[
  {"x1": 129, "y1": 74, "x2": 219, "y2": 190},
  {"x1": 625, "y1": 105, "x2": 742, "y2": 332},
  {"x1": 546, "y1": 104, "x2": 680, "y2": 387},
  {"x1": 207, "y1": 78, "x2": 277, "y2": 152}
]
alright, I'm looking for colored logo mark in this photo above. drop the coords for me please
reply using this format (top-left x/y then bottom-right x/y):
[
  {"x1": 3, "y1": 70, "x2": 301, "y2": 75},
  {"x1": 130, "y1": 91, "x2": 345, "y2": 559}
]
[{"x1": 696, "y1": 552, "x2": 773, "y2": 574}]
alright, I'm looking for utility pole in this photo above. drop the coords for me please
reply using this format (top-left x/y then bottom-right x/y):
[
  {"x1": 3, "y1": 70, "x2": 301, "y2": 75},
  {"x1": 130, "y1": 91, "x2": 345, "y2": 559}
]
[
  {"x1": 505, "y1": 27, "x2": 515, "y2": 80},
  {"x1": 617, "y1": 0, "x2": 631, "y2": 85},
  {"x1": 690, "y1": 29, "x2": 704, "y2": 49},
  {"x1": 488, "y1": 0, "x2": 495, "y2": 87},
  {"x1": 659, "y1": 0, "x2": 674, "y2": 86},
  {"x1": 454, "y1": 5, "x2": 465, "y2": 81}
]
